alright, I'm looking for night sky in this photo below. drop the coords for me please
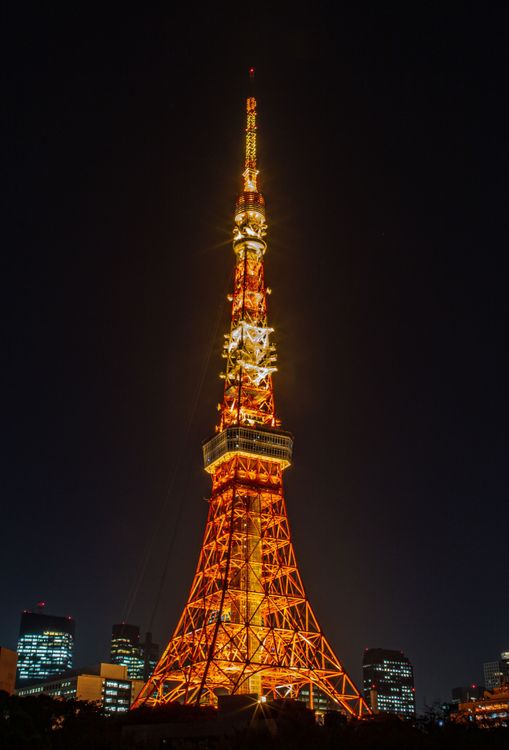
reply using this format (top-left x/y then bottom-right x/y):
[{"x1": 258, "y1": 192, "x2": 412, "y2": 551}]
[{"x1": 2, "y1": 5, "x2": 508, "y2": 709}]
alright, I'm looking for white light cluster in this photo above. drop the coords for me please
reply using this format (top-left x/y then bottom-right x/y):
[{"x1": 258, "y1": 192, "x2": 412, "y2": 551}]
[
  {"x1": 17, "y1": 630, "x2": 73, "y2": 682},
  {"x1": 224, "y1": 322, "x2": 277, "y2": 388}
]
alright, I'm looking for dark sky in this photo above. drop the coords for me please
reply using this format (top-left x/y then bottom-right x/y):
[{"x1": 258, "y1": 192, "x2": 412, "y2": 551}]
[{"x1": 2, "y1": 5, "x2": 508, "y2": 709}]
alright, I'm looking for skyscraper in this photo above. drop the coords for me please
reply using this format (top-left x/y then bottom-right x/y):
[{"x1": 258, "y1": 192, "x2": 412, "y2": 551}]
[
  {"x1": 110, "y1": 623, "x2": 144, "y2": 680},
  {"x1": 140, "y1": 631, "x2": 159, "y2": 681},
  {"x1": 484, "y1": 652, "x2": 509, "y2": 690},
  {"x1": 362, "y1": 648, "x2": 416, "y2": 717},
  {"x1": 16, "y1": 605, "x2": 74, "y2": 686},
  {"x1": 110, "y1": 624, "x2": 159, "y2": 681}
]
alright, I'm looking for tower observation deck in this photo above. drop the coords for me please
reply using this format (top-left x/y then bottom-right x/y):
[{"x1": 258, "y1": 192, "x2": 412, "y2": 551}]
[{"x1": 132, "y1": 87, "x2": 369, "y2": 718}]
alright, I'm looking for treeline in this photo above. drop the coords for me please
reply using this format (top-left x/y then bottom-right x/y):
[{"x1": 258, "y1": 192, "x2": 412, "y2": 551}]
[{"x1": 1, "y1": 691, "x2": 508, "y2": 749}]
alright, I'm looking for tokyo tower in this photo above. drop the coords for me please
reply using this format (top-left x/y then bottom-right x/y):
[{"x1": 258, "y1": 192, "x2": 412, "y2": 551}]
[{"x1": 132, "y1": 90, "x2": 368, "y2": 717}]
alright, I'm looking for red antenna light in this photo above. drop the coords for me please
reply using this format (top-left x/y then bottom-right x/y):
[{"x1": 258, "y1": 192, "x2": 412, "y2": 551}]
[
  {"x1": 249, "y1": 67, "x2": 255, "y2": 81},
  {"x1": 37, "y1": 601, "x2": 46, "y2": 609}
]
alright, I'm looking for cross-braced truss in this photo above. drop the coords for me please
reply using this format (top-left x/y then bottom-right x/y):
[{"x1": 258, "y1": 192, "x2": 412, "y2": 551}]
[
  {"x1": 133, "y1": 457, "x2": 366, "y2": 716},
  {"x1": 132, "y1": 96, "x2": 369, "y2": 718}
]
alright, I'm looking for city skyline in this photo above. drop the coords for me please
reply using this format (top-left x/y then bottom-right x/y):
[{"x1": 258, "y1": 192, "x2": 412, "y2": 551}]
[
  {"x1": 2, "y1": 5, "x2": 508, "y2": 711},
  {"x1": 7, "y1": 600, "x2": 505, "y2": 711}
]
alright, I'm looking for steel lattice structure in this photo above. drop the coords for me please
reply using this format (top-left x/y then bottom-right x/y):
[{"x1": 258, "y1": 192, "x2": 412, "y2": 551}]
[{"x1": 132, "y1": 94, "x2": 369, "y2": 717}]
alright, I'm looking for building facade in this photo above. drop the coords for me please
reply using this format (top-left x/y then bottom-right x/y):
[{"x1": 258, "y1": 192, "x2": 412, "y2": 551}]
[
  {"x1": 16, "y1": 663, "x2": 144, "y2": 714},
  {"x1": 483, "y1": 652, "x2": 509, "y2": 690},
  {"x1": 110, "y1": 624, "x2": 144, "y2": 680},
  {"x1": 451, "y1": 685, "x2": 484, "y2": 704},
  {"x1": 110, "y1": 624, "x2": 159, "y2": 681},
  {"x1": 16, "y1": 609, "x2": 74, "y2": 686},
  {"x1": 298, "y1": 685, "x2": 339, "y2": 714},
  {"x1": 453, "y1": 685, "x2": 509, "y2": 728},
  {"x1": 0, "y1": 647, "x2": 18, "y2": 695},
  {"x1": 362, "y1": 648, "x2": 415, "y2": 717},
  {"x1": 140, "y1": 631, "x2": 159, "y2": 681}
]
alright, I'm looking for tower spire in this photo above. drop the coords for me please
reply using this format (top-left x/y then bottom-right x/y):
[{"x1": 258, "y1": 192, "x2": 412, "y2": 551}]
[{"x1": 218, "y1": 92, "x2": 275, "y2": 431}]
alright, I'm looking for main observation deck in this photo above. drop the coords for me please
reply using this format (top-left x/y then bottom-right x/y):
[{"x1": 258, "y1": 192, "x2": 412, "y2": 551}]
[{"x1": 203, "y1": 425, "x2": 293, "y2": 473}]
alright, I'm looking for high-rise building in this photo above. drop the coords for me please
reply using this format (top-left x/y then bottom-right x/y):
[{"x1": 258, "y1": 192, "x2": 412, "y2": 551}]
[
  {"x1": 110, "y1": 624, "x2": 159, "y2": 681},
  {"x1": 110, "y1": 624, "x2": 144, "y2": 680},
  {"x1": 16, "y1": 605, "x2": 74, "y2": 686},
  {"x1": 140, "y1": 631, "x2": 159, "y2": 681},
  {"x1": 16, "y1": 663, "x2": 143, "y2": 714},
  {"x1": 131, "y1": 88, "x2": 368, "y2": 717},
  {"x1": 362, "y1": 648, "x2": 416, "y2": 717},
  {"x1": 484, "y1": 652, "x2": 509, "y2": 689}
]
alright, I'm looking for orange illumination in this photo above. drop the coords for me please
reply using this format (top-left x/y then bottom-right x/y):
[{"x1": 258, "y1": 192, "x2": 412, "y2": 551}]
[{"x1": 131, "y1": 97, "x2": 369, "y2": 718}]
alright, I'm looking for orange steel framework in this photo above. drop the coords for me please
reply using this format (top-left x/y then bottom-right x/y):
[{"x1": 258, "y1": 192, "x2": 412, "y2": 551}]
[{"x1": 132, "y1": 94, "x2": 369, "y2": 717}]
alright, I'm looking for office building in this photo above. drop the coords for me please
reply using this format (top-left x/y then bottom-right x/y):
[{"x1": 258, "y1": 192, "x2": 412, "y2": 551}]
[
  {"x1": 110, "y1": 624, "x2": 159, "y2": 681},
  {"x1": 16, "y1": 662, "x2": 144, "y2": 714},
  {"x1": 16, "y1": 606, "x2": 74, "y2": 686},
  {"x1": 0, "y1": 647, "x2": 18, "y2": 694},
  {"x1": 298, "y1": 685, "x2": 338, "y2": 714},
  {"x1": 484, "y1": 652, "x2": 509, "y2": 689},
  {"x1": 362, "y1": 647, "x2": 416, "y2": 717},
  {"x1": 140, "y1": 631, "x2": 159, "y2": 681},
  {"x1": 110, "y1": 623, "x2": 144, "y2": 679}
]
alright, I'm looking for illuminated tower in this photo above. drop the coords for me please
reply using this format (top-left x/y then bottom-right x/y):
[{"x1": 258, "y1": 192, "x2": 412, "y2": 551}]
[{"x1": 133, "y1": 92, "x2": 368, "y2": 717}]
